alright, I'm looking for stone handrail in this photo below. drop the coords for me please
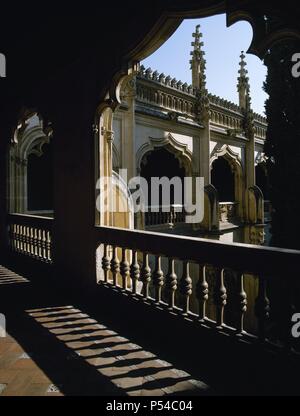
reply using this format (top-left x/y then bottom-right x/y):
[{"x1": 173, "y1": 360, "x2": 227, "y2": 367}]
[
  {"x1": 95, "y1": 224, "x2": 300, "y2": 348},
  {"x1": 7, "y1": 213, "x2": 53, "y2": 263}
]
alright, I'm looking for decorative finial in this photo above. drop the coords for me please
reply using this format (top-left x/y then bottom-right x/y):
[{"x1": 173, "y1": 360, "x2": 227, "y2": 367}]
[
  {"x1": 190, "y1": 24, "x2": 210, "y2": 121},
  {"x1": 190, "y1": 24, "x2": 207, "y2": 91},
  {"x1": 237, "y1": 51, "x2": 251, "y2": 110},
  {"x1": 238, "y1": 51, "x2": 249, "y2": 87}
]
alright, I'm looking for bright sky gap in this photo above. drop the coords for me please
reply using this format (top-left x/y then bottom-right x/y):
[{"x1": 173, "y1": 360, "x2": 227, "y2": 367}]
[{"x1": 142, "y1": 14, "x2": 268, "y2": 115}]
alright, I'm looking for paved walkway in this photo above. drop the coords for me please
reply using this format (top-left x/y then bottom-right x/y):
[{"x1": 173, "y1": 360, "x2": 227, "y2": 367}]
[{"x1": 0, "y1": 265, "x2": 209, "y2": 396}]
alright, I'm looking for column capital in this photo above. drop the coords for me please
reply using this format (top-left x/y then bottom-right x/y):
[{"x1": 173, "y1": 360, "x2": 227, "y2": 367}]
[{"x1": 101, "y1": 126, "x2": 114, "y2": 143}]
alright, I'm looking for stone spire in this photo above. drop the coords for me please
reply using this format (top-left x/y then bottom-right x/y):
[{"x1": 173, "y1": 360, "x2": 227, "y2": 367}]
[
  {"x1": 190, "y1": 24, "x2": 206, "y2": 91},
  {"x1": 237, "y1": 51, "x2": 251, "y2": 110},
  {"x1": 190, "y1": 24, "x2": 210, "y2": 121},
  {"x1": 238, "y1": 51, "x2": 254, "y2": 139}
]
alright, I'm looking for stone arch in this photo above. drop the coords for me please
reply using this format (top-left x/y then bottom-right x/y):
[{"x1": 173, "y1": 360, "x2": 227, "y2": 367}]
[
  {"x1": 136, "y1": 133, "x2": 192, "y2": 177},
  {"x1": 9, "y1": 120, "x2": 53, "y2": 214},
  {"x1": 96, "y1": 106, "x2": 114, "y2": 226},
  {"x1": 210, "y1": 145, "x2": 244, "y2": 219}
]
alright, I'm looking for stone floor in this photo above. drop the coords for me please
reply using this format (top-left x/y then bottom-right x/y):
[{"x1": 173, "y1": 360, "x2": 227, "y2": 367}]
[{"x1": 0, "y1": 265, "x2": 209, "y2": 396}]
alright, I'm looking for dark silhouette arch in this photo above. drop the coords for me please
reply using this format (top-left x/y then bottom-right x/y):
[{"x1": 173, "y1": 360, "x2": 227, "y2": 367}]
[
  {"x1": 211, "y1": 157, "x2": 235, "y2": 202},
  {"x1": 255, "y1": 163, "x2": 269, "y2": 200},
  {"x1": 140, "y1": 147, "x2": 186, "y2": 206}
]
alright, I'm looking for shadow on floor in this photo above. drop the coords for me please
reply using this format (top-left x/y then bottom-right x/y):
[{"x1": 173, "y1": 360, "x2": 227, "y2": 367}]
[{"x1": 0, "y1": 265, "x2": 210, "y2": 396}]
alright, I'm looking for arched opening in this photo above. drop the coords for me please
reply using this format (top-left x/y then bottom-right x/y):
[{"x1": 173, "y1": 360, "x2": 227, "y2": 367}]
[
  {"x1": 140, "y1": 147, "x2": 186, "y2": 227},
  {"x1": 141, "y1": 147, "x2": 185, "y2": 204},
  {"x1": 211, "y1": 156, "x2": 235, "y2": 202},
  {"x1": 27, "y1": 141, "x2": 53, "y2": 212},
  {"x1": 255, "y1": 163, "x2": 269, "y2": 200},
  {"x1": 8, "y1": 115, "x2": 54, "y2": 216}
]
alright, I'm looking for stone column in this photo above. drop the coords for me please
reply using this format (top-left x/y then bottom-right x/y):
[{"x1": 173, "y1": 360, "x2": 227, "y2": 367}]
[
  {"x1": 51, "y1": 82, "x2": 98, "y2": 289},
  {"x1": 237, "y1": 51, "x2": 256, "y2": 223},
  {"x1": 245, "y1": 129, "x2": 255, "y2": 189},
  {"x1": 200, "y1": 120, "x2": 211, "y2": 186},
  {"x1": 244, "y1": 111, "x2": 256, "y2": 223},
  {"x1": 98, "y1": 107, "x2": 114, "y2": 227},
  {"x1": 122, "y1": 77, "x2": 136, "y2": 180}
]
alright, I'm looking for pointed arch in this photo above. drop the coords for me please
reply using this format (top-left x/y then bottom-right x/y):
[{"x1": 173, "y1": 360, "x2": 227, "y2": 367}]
[
  {"x1": 210, "y1": 144, "x2": 244, "y2": 220},
  {"x1": 136, "y1": 133, "x2": 192, "y2": 176},
  {"x1": 9, "y1": 119, "x2": 53, "y2": 214}
]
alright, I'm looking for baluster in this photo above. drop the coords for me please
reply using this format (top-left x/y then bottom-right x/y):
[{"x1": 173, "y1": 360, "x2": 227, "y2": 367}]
[
  {"x1": 236, "y1": 272, "x2": 247, "y2": 335},
  {"x1": 13, "y1": 224, "x2": 17, "y2": 251},
  {"x1": 101, "y1": 244, "x2": 111, "y2": 283},
  {"x1": 19, "y1": 225, "x2": 24, "y2": 253},
  {"x1": 26, "y1": 226, "x2": 30, "y2": 256},
  {"x1": 255, "y1": 275, "x2": 270, "y2": 342},
  {"x1": 33, "y1": 228, "x2": 38, "y2": 258},
  {"x1": 170, "y1": 206, "x2": 174, "y2": 226},
  {"x1": 214, "y1": 268, "x2": 227, "y2": 327},
  {"x1": 16, "y1": 224, "x2": 20, "y2": 252},
  {"x1": 16, "y1": 225, "x2": 21, "y2": 252},
  {"x1": 22, "y1": 225, "x2": 26, "y2": 253},
  {"x1": 141, "y1": 253, "x2": 151, "y2": 299},
  {"x1": 110, "y1": 246, "x2": 120, "y2": 286},
  {"x1": 39, "y1": 229, "x2": 43, "y2": 258},
  {"x1": 24, "y1": 226, "x2": 29, "y2": 254},
  {"x1": 37, "y1": 229, "x2": 42, "y2": 259},
  {"x1": 20, "y1": 225, "x2": 24, "y2": 253},
  {"x1": 120, "y1": 247, "x2": 130, "y2": 290},
  {"x1": 47, "y1": 231, "x2": 51, "y2": 262},
  {"x1": 42, "y1": 230, "x2": 47, "y2": 260},
  {"x1": 196, "y1": 264, "x2": 208, "y2": 321},
  {"x1": 130, "y1": 250, "x2": 140, "y2": 295},
  {"x1": 180, "y1": 260, "x2": 192, "y2": 315},
  {"x1": 29, "y1": 227, "x2": 34, "y2": 257},
  {"x1": 165, "y1": 258, "x2": 177, "y2": 309},
  {"x1": 153, "y1": 255, "x2": 164, "y2": 303},
  {"x1": 27, "y1": 226, "x2": 31, "y2": 255}
]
